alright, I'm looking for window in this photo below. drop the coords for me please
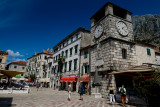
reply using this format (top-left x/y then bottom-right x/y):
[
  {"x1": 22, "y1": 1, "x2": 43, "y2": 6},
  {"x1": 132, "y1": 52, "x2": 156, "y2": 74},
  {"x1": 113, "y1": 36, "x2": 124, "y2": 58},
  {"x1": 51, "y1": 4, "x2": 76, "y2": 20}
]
[
  {"x1": 69, "y1": 61, "x2": 72, "y2": 71},
  {"x1": 122, "y1": 49, "x2": 127, "y2": 59},
  {"x1": 81, "y1": 66, "x2": 83, "y2": 75},
  {"x1": 84, "y1": 51, "x2": 88, "y2": 59},
  {"x1": 0, "y1": 59, "x2": 2, "y2": 63},
  {"x1": 65, "y1": 50, "x2": 68, "y2": 57},
  {"x1": 58, "y1": 54, "x2": 60, "y2": 59},
  {"x1": 64, "y1": 62, "x2": 67, "y2": 72},
  {"x1": 21, "y1": 74, "x2": 23, "y2": 76},
  {"x1": 70, "y1": 48, "x2": 72, "y2": 56},
  {"x1": 71, "y1": 37, "x2": 73, "y2": 42},
  {"x1": 14, "y1": 66, "x2": 17, "y2": 68},
  {"x1": 74, "y1": 59, "x2": 77, "y2": 70},
  {"x1": 56, "y1": 56, "x2": 57, "y2": 61},
  {"x1": 76, "y1": 34, "x2": 78, "y2": 39},
  {"x1": 22, "y1": 67, "x2": 25, "y2": 69},
  {"x1": 147, "y1": 48, "x2": 151, "y2": 56},
  {"x1": 62, "y1": 51, "x2": 64, "y2": 57},
  {"x1": 75, "y1": 45, "x2": 78, "y2": 54}
]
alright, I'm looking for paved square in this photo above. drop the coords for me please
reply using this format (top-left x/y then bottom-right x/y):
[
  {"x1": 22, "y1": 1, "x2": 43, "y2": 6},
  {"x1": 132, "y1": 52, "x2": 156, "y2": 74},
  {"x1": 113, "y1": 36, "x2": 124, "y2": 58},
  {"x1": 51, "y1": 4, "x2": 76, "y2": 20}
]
[{"x1": 0, "y1": 87, "x2": 136, "y2": 107}]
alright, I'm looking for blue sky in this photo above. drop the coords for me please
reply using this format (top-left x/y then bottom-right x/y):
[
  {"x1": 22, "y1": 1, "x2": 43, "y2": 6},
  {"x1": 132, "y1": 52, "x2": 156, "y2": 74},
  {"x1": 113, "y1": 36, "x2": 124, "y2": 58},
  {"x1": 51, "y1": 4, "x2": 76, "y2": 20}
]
[{"x1": 0, "y1": 0, "x2": 160, "y2": 64}]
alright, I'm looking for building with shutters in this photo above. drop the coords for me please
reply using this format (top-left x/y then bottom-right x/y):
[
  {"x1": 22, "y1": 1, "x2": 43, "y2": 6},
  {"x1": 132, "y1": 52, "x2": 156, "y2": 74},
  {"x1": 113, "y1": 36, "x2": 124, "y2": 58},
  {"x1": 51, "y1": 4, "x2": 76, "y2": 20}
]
[
  {"x1": 27, "y1": 49, "x2": 53, "y2": 87},
  {"x1": 51, "y1": 27, "x2": 90, "y2": 92}
]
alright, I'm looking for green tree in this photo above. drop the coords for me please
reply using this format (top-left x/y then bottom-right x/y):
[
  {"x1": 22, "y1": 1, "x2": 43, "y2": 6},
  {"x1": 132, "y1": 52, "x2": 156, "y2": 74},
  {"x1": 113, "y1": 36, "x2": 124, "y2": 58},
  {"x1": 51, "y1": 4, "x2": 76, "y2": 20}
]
[
  {"x1": 29, "y1": 74, "x2": 36, "y2": 82},
  {"x1": 133, "y1": 70, "x2": 160, "y2": 107}
]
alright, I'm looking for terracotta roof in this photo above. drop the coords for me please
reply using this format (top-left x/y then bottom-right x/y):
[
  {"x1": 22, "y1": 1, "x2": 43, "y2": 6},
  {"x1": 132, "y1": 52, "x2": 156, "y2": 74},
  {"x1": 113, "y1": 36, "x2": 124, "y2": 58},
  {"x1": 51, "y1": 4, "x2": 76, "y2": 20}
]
[
  {"x1": 135, "y1": 41, "x2": 156, "y2": 48},
  {"x1": 0, "y1": 50, "x2": 8, "y2": 55},
  {"x1": 27, "y1": 51, "x2": 53, "y2": 59},
  {"x1": 11, "y1": 61, "x2": 27, "y2": 65},
  {"x1": 155, "y1": 50, "x2": 160, "y2": 54}
]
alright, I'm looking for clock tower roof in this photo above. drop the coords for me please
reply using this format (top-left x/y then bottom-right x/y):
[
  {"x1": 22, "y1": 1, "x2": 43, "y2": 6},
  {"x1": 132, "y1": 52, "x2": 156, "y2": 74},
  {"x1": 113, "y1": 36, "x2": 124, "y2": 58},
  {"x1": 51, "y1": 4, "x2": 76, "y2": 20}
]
[{"x1": 90, "y1": 2, "x2": 132, "y2": 21}]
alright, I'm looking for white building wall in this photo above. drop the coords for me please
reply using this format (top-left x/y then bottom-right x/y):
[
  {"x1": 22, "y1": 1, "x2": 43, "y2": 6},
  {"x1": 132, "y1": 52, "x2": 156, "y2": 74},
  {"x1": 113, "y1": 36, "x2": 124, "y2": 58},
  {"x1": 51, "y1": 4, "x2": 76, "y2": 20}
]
[
  {"x1": 52, "y1": 36, "x2": 81, "y2": 76},
  {"x1": 135, "y1": 44, "x2": 156, "y2": 65}
]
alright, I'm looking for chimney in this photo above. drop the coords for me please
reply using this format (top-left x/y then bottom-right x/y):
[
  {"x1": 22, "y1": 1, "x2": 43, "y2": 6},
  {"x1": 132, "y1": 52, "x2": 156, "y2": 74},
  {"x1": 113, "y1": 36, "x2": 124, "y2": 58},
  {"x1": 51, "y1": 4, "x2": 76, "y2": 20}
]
[
  {"x1": 35, "y1": 52, "x2": 38, "y2": 55},
  {"x1": 50, "y1": 48, "x2": 53, "y2": 52}
]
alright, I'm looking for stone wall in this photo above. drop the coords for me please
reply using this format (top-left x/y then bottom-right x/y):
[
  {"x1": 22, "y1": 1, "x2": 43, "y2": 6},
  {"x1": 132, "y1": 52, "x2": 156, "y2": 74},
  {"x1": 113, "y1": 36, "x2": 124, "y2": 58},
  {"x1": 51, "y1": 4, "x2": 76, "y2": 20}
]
[
  {"x1": 91, "y1": 74, "x2": 116, "y2": 98},
  {"x1": 91, "y1": 15, "x2": 133, "y2": 46},
  {"x1": 135, "y1": 44, "x2": 156, "y2": 66}
]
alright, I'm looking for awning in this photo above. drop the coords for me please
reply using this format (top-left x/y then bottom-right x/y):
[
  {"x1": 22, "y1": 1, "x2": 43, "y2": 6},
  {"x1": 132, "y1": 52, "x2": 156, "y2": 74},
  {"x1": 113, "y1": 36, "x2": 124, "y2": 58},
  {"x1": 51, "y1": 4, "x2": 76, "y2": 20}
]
[
  {"x1": 0, "y1": 70, "x2": 25, "y2": 78},
  {"x1": 79, "y1": 76, "x2": 89, "y2": 82},
  {"x1": 109, "y1": 65, "x2": 155, "y2": 77},
  {"x1": 60, "y1": 76, "x2": 77, "y2": 82}
]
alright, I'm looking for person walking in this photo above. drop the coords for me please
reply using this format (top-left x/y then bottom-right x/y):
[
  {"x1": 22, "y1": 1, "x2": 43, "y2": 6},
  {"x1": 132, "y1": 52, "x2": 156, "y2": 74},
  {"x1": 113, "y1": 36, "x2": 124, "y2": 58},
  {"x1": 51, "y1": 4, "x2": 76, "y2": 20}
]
[
  {"x1": 119, "y1": 85, "x2": 127, "y2": 107},
  {"x1": 36, "y1": 82, "x2": 40, "y2": 91},
  {"x1": 54, "y1": 84, "x2": 56, "y2": 90},
  {"x1": 79, "y1": 84, "x2": 84, "y2": 100},
  {"x1": 68, "y1": 84, "x2": 72, "y2": 101},
  {"x1": 109, "y1": 85, "x2": 115, "y2": 104}
]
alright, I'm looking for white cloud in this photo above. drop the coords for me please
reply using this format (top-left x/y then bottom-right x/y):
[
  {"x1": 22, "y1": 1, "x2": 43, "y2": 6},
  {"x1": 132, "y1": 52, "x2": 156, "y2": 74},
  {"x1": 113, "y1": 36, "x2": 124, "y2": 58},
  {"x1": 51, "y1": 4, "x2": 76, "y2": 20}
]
[
  {"x1": 6, "y1": 49, "x2": 26, "y2": 64},
  {"x1": 6, "y1": 49, "x2": 23, "y2": 57}
]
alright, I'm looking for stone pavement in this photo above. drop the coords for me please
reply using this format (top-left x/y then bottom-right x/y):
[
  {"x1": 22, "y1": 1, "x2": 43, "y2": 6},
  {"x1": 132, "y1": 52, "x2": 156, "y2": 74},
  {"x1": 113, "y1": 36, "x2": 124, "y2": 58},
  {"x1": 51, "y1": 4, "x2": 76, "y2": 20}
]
[{"x1": 0, "y1": 87, "x2": 137, "y2": 107}]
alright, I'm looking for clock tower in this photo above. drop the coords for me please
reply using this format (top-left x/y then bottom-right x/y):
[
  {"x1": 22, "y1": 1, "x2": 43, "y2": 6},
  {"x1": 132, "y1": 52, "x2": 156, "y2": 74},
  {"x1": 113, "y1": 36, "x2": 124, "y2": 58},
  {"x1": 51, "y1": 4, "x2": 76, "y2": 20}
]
[{"x1": 90, "y1": 2, "x2": 136, "y2": 97}]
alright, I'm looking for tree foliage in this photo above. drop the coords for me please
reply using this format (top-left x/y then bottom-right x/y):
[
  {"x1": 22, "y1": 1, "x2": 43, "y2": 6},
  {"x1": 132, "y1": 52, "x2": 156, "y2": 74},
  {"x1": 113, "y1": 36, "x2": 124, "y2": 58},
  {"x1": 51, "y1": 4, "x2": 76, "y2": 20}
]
[{"x1": 133, "y1": 70, "x2": 160, "y2": 106}]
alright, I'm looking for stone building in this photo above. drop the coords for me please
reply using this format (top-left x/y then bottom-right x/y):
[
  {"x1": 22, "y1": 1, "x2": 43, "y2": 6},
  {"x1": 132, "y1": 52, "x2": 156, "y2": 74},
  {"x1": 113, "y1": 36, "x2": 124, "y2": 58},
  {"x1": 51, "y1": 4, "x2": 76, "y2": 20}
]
[
  {"x1": 6, "y1": 61, "x2": 27, "y2": 80},
  {"x1": 27, "y1": 49, "x2": 53, "y2": 86},
  {"x1": 155, "y1": 50, "x2": 160, "y2": 68},
  {"x1": 135, "y1": 41, "x2": 156, "y2": 66},
  {"x1": 79, "y1": 34, "x2": 91, "y2": 93},
  {"x1": 89, "y1": 2, "x2": 136, "y2": 97},
  {"x1": 0, "y1": 50, "x2": 8, "y2": 70},
  {"x1": 51, "y1": 27, "x2": 90, "y2": 91}
]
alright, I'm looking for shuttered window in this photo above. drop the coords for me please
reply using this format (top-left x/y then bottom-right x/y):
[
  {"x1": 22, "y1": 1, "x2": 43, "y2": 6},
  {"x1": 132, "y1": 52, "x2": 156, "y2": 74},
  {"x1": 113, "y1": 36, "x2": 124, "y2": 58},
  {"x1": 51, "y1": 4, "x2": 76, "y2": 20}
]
[
  {"x1": 84, "y1": 51, "x2": 88, "y2": 59},
  {"x1": 74, "y1": 59, "x2": 77, "y2": 70},
  {"x1": 147, "y1": 48, "x2": 151, "y2": 56},
  {"x1": 69, "y1": 61, "x2": 72, "y2": 71},
  {"x1": 81, "y1": 66, "x2": 83, "y2": 75},
  {"x1": 122, "y1": 49, "x2": 127, "y2": 59}
]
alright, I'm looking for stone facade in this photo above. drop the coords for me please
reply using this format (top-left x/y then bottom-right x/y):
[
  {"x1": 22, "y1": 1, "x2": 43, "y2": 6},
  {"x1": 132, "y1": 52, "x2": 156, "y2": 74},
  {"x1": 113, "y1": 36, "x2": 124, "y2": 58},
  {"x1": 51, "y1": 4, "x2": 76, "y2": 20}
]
[
  {"x1": 27, "y1": 49, "x2": 53, "y2": 84},
  {"x1": 155, "y1": 51, "x2": 160, "y2": 68},
  {"x1": 52, "y1": 27, "x2": 90, "y2": 91},
  {"x1": 135, "y1": 43, "x2": 156, "y2": 66},
  {"x1": 90, "y1": 2, "x2": 136, "y2": 97},
  {"x1": 0, "y1": 50, "x2": 8, "y2": 70},
  {"x1": 7, "y1": 61, "x2": 27, "y2": 78}
]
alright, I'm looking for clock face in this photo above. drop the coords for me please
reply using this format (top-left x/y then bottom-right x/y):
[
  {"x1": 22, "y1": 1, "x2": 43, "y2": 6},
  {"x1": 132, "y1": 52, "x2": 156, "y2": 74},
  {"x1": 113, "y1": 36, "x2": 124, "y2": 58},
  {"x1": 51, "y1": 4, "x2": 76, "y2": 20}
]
[
  {"x1": 94, "y1": 24, "x2": 103, "y2": 38},
  {"x1": 116, "y1": 21, "x2": 128, "y2": 36}
]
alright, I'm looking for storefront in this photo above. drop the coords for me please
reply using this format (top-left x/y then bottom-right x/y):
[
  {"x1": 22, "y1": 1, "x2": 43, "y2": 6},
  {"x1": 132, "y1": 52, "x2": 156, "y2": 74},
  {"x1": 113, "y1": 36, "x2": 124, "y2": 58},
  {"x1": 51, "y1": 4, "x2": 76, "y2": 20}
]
[
  {"x1": 110, "y1": 65, "x2": 155, "y2": 92},
  {"x1": 60, "y1": 76, "x2": 78, "y2": 91},
  {"x1": 79, "y1": 76, "x2": 89, "y2": 94}
]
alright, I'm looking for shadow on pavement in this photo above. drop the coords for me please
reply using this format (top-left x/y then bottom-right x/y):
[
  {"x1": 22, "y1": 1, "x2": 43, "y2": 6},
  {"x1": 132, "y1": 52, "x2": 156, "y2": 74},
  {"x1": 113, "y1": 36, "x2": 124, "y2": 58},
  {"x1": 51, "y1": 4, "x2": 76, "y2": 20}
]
[{"x1": 0, "y1": 97, "x2": 16, "y2": 107}]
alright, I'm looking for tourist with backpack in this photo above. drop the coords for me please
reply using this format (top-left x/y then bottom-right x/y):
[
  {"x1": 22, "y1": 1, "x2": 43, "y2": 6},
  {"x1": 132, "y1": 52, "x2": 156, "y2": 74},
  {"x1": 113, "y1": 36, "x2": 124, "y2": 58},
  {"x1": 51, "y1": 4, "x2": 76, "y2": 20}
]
[{"x1": 119, "y1": 85, "x2": 127, "y2": 107}]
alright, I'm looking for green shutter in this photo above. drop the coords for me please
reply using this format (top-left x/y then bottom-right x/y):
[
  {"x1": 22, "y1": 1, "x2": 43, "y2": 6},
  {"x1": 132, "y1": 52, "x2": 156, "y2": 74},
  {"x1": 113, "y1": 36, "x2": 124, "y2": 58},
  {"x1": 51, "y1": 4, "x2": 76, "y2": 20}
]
[
  {"x1": 81, "y1": 66, "x2": 83, "y2": 75},
  {"x1": 84, "y1": 51, "x2": 88, "y2": 59},
  {"x1": 74, "y1": 60, "x2": 77, "y2": 70},
  {"x1": 87, "y1": 65, "x2": 89, "y2": 74},
  {"x1": 147, "y1": 48, "x2": 151, "y2": 56},
  {"x1": 69, "y1": 61, "x2": 72, "y2": 71},
  {"x1": 75, "y1": 45, "x2": 78, "y2": 54},
  {"x1": 70, "y1": 48, "x2": 72, "y2": 56}
]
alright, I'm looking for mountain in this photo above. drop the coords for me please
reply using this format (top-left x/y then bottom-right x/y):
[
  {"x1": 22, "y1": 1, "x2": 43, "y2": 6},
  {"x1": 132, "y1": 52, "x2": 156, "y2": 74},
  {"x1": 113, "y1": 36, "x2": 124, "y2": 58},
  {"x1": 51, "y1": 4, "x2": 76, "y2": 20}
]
[{"x1": 132, "y1": 14, "x2": 160, "y2": 48}]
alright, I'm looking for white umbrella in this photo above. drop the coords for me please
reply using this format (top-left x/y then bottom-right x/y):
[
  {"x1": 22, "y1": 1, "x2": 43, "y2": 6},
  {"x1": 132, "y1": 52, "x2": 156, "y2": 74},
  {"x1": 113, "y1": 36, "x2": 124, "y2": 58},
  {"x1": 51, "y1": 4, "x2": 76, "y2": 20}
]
[
  {"x1": 20, "y1": 78, "x2": 25, "y2": 80},
  {"x1": 12, "y1": 77, "x2": 17, "y2": 80}
]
